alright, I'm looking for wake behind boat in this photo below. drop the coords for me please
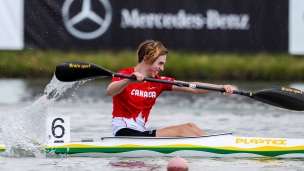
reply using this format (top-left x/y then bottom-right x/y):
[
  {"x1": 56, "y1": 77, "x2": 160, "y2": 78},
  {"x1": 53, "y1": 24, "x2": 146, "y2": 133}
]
[{"x1": 2, "y1": 133, "x2": 304, "y2": 158}]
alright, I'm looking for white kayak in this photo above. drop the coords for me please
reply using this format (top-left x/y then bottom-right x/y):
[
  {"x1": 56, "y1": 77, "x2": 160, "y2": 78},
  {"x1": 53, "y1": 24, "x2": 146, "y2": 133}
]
[{"x1": 2, "y1": 133, "x2": 304, "y2": 158}]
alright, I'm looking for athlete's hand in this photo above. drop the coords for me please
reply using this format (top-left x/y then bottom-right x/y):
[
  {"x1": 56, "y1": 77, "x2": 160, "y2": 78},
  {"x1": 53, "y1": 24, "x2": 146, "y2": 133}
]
[
  {"x1": 131, "y1": 72, "x2": 146, "y2": 83},
  {"x1": 222, "y1": 85, "x2": 234, "y2": 95}
]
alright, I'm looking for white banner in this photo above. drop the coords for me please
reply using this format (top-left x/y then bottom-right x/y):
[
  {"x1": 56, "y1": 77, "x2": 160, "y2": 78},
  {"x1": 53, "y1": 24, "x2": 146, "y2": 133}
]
[
  {"x1": 0, "y1": 0, "x2": 24, "y2": 50},
  {"x1": 289, "y1": 0, "x2": 304, "y2": 55}
]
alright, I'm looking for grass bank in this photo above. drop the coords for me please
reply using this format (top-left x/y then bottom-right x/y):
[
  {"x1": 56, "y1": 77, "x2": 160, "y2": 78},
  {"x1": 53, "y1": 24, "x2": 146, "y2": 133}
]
[{"x1": 0, "y1": 50, "x2": 304, "y2": 81}]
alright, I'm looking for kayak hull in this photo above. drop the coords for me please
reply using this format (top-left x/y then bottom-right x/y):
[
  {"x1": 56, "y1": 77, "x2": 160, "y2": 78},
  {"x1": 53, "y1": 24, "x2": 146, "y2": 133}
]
[{"x1": 2, "y1": 133, "x2": 304, "y2": 158}]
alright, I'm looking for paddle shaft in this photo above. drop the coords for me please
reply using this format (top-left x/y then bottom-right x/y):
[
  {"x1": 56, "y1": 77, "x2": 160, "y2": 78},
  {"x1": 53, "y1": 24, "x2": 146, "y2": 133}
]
[
  {"x1": 55, "y1": 62, "x2": 304, "y2": 111},
  {"x1": 114, "y1": 73, "x2": 250, "y2": 96}
]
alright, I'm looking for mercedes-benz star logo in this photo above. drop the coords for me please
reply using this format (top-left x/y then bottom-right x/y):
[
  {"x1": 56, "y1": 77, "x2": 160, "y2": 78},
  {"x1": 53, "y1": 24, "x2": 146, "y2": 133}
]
[{"x1": 62, "y1": 0, "x2": 112, "y2": 40}]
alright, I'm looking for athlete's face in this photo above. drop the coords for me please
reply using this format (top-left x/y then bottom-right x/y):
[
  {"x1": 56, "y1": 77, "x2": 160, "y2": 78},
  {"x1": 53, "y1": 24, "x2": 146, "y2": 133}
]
[{"x1": 147, "y1": 55, "x2": 166, "y2": 77}]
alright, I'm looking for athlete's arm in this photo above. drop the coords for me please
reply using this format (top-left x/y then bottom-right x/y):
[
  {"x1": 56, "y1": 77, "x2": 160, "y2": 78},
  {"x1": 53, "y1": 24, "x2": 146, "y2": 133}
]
[
  {"x1": 106, "y1": 72, "x2": 145, "y2": 96},
  {"x1": 106, "y1": 79, "x2": 133, "y2": 96},
  {"x1": 172, "y1": 80, "x2": 233, "y2": 94}
]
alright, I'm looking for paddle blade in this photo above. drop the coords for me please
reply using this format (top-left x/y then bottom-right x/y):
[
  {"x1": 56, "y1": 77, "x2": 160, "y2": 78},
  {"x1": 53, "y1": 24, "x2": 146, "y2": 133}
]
[
  {"x1": 55, "y1": 62, "x2": 113, "y2": 82},
  {"x1": 252, "y1": 87, "x2": 304, "y2": 111}
]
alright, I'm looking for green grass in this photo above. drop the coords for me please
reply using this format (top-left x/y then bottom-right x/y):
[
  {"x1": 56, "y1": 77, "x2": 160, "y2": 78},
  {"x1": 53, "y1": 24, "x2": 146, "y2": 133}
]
[{"x1": 0, "y1": 49, "x2": 304, "y2": 81}]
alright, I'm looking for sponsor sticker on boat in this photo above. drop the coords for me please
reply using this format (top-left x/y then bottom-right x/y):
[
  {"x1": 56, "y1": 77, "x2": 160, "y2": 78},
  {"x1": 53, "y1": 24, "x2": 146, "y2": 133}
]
[{"x1": 236, "y1": 138, "x2": 287, "y2": 145}]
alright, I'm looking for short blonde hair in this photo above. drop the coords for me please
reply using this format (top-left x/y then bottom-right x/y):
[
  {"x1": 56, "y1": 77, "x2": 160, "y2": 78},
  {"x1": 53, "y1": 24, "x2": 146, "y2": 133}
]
[{"x1": 136, "y1": 40, "x2": 168, "y2": 64}]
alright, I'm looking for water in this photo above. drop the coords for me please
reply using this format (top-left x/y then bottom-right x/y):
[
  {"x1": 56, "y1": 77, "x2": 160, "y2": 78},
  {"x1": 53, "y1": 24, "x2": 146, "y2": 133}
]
[{"x1": 0, "y1": 78, "x2": 304, "y2": 170}]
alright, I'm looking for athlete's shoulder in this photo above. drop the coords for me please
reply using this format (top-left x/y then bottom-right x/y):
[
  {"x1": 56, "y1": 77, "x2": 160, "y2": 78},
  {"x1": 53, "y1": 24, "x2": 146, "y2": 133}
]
[
  {"x1": 117, "y1": 67, "x2": 135, "y2": 75},
  {"x1": 112, "y1": 67, "x2": 135, "y2": 82}
]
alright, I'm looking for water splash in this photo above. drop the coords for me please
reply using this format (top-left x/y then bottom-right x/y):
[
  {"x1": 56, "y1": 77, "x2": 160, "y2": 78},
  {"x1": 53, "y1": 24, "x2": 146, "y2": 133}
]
[{"x1": 0, "y1": 76, "x2": 86, "y2": 157}]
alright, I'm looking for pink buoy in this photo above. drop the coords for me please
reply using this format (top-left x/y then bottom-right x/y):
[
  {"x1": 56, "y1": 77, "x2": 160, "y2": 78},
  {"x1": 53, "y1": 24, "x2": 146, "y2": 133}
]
[{"x1": 167, "y1": 156, "x2": 189, "y2": 171}]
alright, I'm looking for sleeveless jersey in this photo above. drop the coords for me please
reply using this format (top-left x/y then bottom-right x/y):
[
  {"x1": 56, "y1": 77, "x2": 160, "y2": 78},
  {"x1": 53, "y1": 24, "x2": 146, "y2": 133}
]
[{"x1": 111, "y1": 67, "x2": 174, "y2": 134}]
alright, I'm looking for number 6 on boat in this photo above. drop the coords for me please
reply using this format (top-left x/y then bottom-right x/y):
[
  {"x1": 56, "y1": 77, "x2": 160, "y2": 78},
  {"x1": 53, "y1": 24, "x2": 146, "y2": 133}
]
[{"x1": 47, "y1": 117, "x2": 70, "y2": 143}]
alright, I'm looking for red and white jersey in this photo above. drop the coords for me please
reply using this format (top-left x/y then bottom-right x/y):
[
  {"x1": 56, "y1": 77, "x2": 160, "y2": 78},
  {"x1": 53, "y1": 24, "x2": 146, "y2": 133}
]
[{"x1": 111, "y1": 67, "x2": 174, "y2": 134}]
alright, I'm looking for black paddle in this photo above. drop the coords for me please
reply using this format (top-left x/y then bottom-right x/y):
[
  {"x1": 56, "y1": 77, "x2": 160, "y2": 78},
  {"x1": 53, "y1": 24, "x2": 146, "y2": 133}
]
[{"x1": 55, "y1": 62, "x2": 304, "y2": 111}]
